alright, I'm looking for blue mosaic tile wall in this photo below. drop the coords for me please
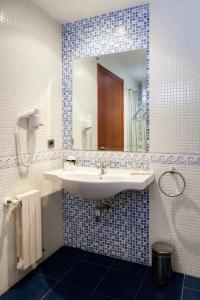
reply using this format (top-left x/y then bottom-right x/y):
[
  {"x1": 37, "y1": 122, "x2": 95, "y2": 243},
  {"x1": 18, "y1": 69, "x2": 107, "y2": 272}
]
[
  {"x1": 64, "y1": 190, "x2": 149, "y2": 265},
  {"x1": 62, "y1": 4, "x2": 149, "y2": 149},
  {"x1": 62, "y1": 4, "x2": 150, "y2": 265}
]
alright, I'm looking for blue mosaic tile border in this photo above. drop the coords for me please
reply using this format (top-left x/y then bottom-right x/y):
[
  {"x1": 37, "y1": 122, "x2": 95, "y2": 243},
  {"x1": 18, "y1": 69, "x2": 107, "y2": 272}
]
[
  {"x1": 64, "y1": 189, "x2": 149, "y2": 265},
  {"x1": 62, "y1": 5, "x2": 150, "y2": 265},
  {"x1": 62, "y1": 4, "x2": 150, "y2": 150}
]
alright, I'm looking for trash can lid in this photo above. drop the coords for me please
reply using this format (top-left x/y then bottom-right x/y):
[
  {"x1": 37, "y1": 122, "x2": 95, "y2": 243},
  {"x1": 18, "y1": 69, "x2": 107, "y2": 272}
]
[{"x1": 152, "y1": 242, "x2": 173, "y2": 255}]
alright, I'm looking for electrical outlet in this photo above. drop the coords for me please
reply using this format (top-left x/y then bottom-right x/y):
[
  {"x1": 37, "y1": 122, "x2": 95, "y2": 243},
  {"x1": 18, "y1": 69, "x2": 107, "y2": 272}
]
[{"x1": 48, "y1": 139, "x2": 54, "y2": 148}]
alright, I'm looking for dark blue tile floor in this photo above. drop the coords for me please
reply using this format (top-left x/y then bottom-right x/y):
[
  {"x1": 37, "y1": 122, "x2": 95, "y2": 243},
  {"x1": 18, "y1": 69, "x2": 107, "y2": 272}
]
[{"x1": 1, "y1": 246, "x2": 200, "y2": 300}]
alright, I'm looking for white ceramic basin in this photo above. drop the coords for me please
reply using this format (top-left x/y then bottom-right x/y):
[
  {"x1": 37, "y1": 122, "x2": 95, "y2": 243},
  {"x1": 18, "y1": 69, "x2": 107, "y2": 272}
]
[{"x1": 44, "y1": 167, "x2": 154, "y2": 200}]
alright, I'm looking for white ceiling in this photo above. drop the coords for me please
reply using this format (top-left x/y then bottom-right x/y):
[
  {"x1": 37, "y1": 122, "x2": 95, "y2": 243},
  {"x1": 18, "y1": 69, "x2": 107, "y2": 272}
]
[{"x1": 32, "y1": 0, "x2": 150, "y2": 23}]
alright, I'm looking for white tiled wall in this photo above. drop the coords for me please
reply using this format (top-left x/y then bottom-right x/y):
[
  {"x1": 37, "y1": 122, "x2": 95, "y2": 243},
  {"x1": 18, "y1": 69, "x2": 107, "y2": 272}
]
[
  {"x1": 149, "y1": 0, "x2": 200, "y2": 277},
  {"x1": 0, "y1": 0, "x2": 63, "y2": 295},
  {"x1": 150, "y1": 0, "x2": 200, "y2": 154},
  {"x1": 150, "y1": 164, "x2": 200, "y2": 277},
  {"x1": 0, "y1": 0, "x2": 62, "y2": 156}
]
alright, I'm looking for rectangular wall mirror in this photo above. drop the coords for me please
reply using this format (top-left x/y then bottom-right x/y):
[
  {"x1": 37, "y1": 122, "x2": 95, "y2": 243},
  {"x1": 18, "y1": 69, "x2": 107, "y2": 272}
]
[{"x1": 72, "y1": 49, "x2": 147, "y2": 152}]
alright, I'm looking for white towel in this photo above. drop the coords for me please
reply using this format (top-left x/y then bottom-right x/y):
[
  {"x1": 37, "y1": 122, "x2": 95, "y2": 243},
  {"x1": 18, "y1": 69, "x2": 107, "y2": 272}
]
[{"x1": 16, "y1": 190, "x2": 42, "y2": 270}]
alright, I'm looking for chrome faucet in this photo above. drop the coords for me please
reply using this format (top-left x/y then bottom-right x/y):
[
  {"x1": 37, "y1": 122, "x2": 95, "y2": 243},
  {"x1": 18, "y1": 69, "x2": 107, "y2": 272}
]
[{"x1": 97, "y1": 162, "x2": 107, "y2": 175}]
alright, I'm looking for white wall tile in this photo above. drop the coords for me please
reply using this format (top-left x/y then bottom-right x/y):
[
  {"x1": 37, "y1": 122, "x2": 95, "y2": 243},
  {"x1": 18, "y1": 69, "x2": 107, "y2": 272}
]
[
  {"x1": 150, "y1": 164, "x2": 200, "y2": 277},
  {"x1": 0, "y1": 160, "x2": 63, "y2": 294},
  {"x1": 0, "y1": 0, "x2": 62, "y2": 156},
  {"x1": 150, "y1": 0, "x2": 200, "y2": 153},
  {"x1": 0, "y1": 0, "x2": 63, "y2": 295},
  {"x1": 149, "y1": 0, "x2": 200, "y2": 277}
]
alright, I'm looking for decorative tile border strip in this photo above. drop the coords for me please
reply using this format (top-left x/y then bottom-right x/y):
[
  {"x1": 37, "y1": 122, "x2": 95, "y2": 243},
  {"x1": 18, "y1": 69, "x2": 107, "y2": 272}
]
[
  {"x1": 64, "y1": 150, "x2": 149, "y2": 170},
  {"x1": 1, "y1": 150, "x2": 200, "y2": 170},
  {"x1": 0, "y1": 150, "x2": 63, "y2": 170},
  {"x1": 150, "y1": 153, "x2": 200, "y2": 166},
  {"x1": 64, "y1": 150, "x2": 200, "y2": 167}
]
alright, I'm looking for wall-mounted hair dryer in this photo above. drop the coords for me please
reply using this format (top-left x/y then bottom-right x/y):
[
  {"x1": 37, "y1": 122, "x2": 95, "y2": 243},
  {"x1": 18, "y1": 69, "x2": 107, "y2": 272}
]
[
  {"x1": 18, "y1": 108, "x2": 43, "y2": 129},
  {"x1": 15, "y1": 108, "x2": 43, "y2": 167}
]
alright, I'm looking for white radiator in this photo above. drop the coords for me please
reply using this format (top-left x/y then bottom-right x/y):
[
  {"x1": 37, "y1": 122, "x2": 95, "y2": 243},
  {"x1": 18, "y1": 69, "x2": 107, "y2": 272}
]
[{"x1": 16, "y1": 190, "x2": 42, "y2": 270}]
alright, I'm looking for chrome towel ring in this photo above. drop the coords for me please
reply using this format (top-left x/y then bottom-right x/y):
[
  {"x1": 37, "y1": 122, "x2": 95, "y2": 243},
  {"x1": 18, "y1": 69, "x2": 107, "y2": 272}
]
[{"x1": 158, "y1": 167, "x2": 186, "y2": 197}]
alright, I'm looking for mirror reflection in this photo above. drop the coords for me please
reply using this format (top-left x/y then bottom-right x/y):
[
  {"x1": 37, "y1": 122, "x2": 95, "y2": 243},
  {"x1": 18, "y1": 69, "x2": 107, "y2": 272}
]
[{"x1": 72, "y1": 49, "x2": 147, "y2": 152}]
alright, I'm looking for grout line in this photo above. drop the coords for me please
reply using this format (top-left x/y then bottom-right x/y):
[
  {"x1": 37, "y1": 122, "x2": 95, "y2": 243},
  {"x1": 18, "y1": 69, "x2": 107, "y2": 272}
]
[
  {"x1": 133, "y1": 266, "x2": 149, "y2": 300},
  {"x1": 55, "y1": 281, "x2": 90, "y2": 292},
  {"x1": 110, "y1": 266, "x2": 147, "y2": 279},
  {"x1": 40, "y1": 258, "x2": 83, "y2": 300},
  {"x1": 38, "y1": 271, "x2": 92, "y2": 294},
  {"x1": 87, "y1": 261, "x2": 115, "y2": 300},
  {"x1": 182, "y1": 286, "x2": 200, "y2": 292},
  {"x1": 80, "y1": 258, "x2": 114, "y2": 268},
  {"x1": 37, "y1": 272, "x2": 58, "y2": 281},
  {"x1": 180, "y1": 274, "x2": 185, "y2": 300}
]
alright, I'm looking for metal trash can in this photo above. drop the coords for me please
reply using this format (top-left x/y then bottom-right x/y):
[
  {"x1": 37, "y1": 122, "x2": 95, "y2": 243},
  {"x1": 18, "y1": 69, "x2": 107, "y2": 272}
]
[{"x1": 152, "y1": 241, "x2": 173, "y2": 286}]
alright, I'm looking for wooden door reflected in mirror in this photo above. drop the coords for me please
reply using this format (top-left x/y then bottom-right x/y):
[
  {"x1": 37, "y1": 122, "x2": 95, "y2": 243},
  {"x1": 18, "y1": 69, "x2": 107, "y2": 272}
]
[
  {"x1": 72, "y1": 49, "x2": 147, "y2": 152},
  {"x1": 98, "y1": 64, "x2": 124, "y2": 151}
]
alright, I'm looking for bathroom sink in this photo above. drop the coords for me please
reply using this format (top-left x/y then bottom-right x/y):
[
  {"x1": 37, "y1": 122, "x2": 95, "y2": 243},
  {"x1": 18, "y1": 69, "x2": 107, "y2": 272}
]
[{"x1": 44, "y1": 167, "x2": 154, "y2": 200}]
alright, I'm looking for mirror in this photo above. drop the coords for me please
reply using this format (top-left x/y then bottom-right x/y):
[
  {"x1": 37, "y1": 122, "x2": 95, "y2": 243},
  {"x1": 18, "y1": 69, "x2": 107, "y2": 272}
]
[{"x1": 72, "y1": 49, "x2": 147, "y2": 152}]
